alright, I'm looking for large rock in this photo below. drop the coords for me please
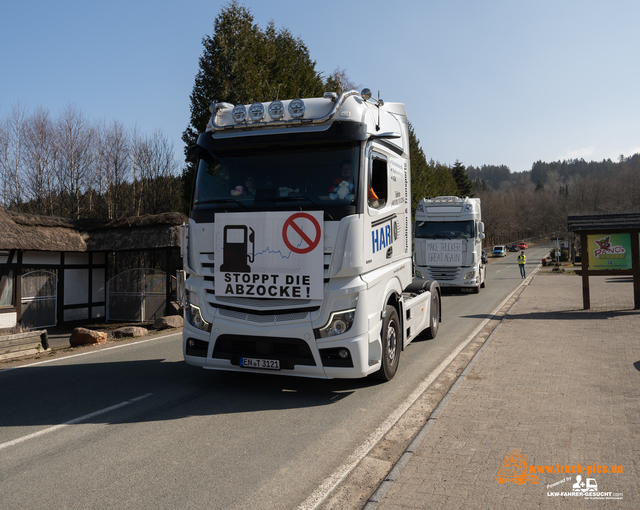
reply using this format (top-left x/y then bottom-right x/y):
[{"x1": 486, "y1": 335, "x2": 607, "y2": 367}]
[
  {"x1": 112, "y1": 326, "x2": 148, "y2": 339},
  {"x1": 70, "y1": 327, "x2": 107, "y2": 347},
  {"x1": 153, "y1": 315, "x2": 184, "y2": 330}
]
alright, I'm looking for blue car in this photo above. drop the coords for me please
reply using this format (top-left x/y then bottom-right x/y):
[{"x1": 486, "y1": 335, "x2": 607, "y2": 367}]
[{"x1": 493, "y1": 245, "x2": 506, "y2": 257}]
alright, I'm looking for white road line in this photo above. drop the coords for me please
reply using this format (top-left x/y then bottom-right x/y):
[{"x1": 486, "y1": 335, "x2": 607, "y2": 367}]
[
  {"x1": 298, "y1": 284, "x2": 524, "y2": 510},
  {"x1": 0, "y1": 393, "x2": 154, "y2": 451}
]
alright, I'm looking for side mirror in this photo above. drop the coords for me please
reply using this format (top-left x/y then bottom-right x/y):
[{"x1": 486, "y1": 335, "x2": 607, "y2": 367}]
[{"x1": 186, "y1": 144, "x2": 221, "y2": 176}]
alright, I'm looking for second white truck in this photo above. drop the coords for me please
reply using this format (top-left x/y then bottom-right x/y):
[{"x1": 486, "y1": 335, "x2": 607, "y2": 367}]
[{"x1": 413, "y1": 196, "x2": 486, "y2": 293}]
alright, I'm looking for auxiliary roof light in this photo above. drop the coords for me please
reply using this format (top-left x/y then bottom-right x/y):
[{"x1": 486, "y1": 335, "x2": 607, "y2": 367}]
[
  {"x1": 248, "y1": 102, "x2": 265, "y2": 121},
  {"x1": 268, "y1": 100, "x2": 285, "y2": 120},
  {"x1": 288, "y1": 99, "x2": 306, "y2": 119},
  {"x1": 232, "y1": 104, "x2": 247, "y2": 123}
]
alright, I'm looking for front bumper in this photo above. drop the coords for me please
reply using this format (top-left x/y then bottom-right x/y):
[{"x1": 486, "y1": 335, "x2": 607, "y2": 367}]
[{"x1": 182, "y1": 319, "x2": 379, "y2": 379}]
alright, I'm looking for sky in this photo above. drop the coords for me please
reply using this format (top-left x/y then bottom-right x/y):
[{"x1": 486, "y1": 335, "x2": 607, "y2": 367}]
[{"x1": 2, "y1": 0, "x2": 639, "y2": 174}]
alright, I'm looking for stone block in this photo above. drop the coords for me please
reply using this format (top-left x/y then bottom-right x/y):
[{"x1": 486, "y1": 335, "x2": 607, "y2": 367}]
[
  {"x1": 69, "y1": 327, "x2": 107, "y2": 347},
  {"x1": 153, "y1": 315, "x2": 183, "y2": 330},
  {"x1": 112, "y1": 326, "x2": 148, "y2": 339}
]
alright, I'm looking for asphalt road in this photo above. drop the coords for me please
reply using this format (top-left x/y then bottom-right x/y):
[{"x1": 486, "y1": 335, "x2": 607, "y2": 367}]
[{"x1": 0, "y1": 244, "x2": 551, "y2": 510}]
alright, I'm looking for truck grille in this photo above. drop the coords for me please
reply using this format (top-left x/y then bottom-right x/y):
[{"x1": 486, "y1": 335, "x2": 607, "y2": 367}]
[
  {"x1": 218, "y1": 308, "x2": 309, "y2": 323},
  {"x1": 213, "y1": 335, "x2": 316, "y2": 368},
  {"x1": 426, "y1": 267, "x2": 462, "y2": 280}
]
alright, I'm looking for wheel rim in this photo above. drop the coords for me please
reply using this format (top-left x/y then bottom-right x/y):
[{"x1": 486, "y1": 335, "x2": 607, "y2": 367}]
[{"x1": 386, "y1": 319, "x2": 397, "y2": 363}]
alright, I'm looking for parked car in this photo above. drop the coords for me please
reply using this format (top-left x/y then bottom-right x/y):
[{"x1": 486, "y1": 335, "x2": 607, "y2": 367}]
[
  {"x1": 518, "y1": 241, "x2": 528, "y2": 250},
  {"x1": 509, "y1": 244, "x2": 519, "y2": 252},
  {"x1": 481, "y1": 250, "x2": 488, "y2": 264},
  {"x1": 493, "y1": 245, "x2": 507, "y2": 257}
]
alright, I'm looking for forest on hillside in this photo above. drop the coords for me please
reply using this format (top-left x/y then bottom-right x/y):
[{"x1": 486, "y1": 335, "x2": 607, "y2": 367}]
[{"x1": 465, "y1": 155, "x2": 640, "y2": 246}]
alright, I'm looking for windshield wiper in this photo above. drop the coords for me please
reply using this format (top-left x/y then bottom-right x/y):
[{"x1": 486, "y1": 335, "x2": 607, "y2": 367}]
[
  {"x1": 256, "y1": 196, "x2": 335, "y2": 220},
  {"x1": 195, "y1": 198, "x2": 248, "y2": 210}
]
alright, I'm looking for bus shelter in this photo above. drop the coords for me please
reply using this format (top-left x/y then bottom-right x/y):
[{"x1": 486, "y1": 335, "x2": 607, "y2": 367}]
[{"x1": 567, "y1": 210, "x2": 640, "y2": 310}]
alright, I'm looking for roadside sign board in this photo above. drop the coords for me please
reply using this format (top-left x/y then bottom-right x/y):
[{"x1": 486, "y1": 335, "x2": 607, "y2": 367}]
[
  {"x1": 214, "y1": 211, "x2": 324, "y2": 299},
  {"x1": 587, "y1": 233, "x2": 632, "y2": 270}
]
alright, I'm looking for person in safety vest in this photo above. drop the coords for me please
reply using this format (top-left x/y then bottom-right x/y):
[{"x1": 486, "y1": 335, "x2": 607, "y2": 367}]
[{"x1": 518, "y1": 250, "x2": 527, "y2": 278}]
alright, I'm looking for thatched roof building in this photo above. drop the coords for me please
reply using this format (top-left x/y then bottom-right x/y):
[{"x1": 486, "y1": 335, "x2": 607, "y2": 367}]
[
  {"x1": 1, "y1": 207, "x2": 188, "y2": 329},
  {"x1": 0, "y1": 207, "x2": 187, "y2": 252}
]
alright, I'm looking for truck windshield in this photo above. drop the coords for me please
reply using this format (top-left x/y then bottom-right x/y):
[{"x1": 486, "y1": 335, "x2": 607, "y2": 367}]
[
  {"x1": 193, "y1": 141, "x2": 360, "y2": 216},
  {"x1": 415, "y1": 220, "x2": 475, "y2": 239}
]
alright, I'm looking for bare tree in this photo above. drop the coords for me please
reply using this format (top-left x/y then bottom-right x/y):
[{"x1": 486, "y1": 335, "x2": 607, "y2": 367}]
[
  {"x1": 99, "y1": 119, "x2": 131, "y2": 219},
  {"x1": 136, "y1": 130, "x2": 180, "y2": 215},
  {"x1": 0, "y1": 103, "x2": 26, "y2": 208},
  {"x1": 22, "y1": 106, "x2": 56, "y2": 215},
  {"x1": 54, "y1": 104, "x2": 93, "y2": 218},
  {"x1": 0, "y1": 116, "x2": 9, "y2": 208}
]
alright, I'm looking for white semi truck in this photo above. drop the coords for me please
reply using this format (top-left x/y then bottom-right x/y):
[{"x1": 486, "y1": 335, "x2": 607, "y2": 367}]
[
  {"x1": 413, "y1": 196, "x2": 485, "y2": 293},
  {"x1": 180, "y1": 89, "x2": 440, "y2": 381}
]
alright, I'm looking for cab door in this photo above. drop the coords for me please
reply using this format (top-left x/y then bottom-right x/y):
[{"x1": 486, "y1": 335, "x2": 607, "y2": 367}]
[{"x1": 364, "y1": 143, "x2": 409, "y2": 273}]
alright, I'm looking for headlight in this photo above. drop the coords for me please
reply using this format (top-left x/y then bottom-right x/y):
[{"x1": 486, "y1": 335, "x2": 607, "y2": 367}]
[
  {"x1": 248, "y1": 102, "x2": 265, "y2": 121},
  {"x1": 186, "y1": 291, "x2": 211, "y2": 332},
  {"x1": 415, "y1": 269, "x2": 426, "y2": 279},
  {"x1": 268, "y1": 100, "x2": 285, "y2": 120},
  {"x1": 463, "y1": 271, "x2": 475, "y2": 280},
  {"x1": 232, "y1": 104, "x2": 247, "y2": 123},
  {"x1": 317, "y1": 309, "x2": 356, "y2": 338},
  {"x1": 288, "y1": 99, "x2": 305, "y2": 118}
]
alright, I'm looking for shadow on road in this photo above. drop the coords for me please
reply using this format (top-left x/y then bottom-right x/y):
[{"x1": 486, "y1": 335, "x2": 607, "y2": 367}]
[
  {"x1": 0, "y1": 357, "x2": 377, "y2": 429},
  {"x1": 462, "y1": 308, "x2": 638, "y2": 321}
]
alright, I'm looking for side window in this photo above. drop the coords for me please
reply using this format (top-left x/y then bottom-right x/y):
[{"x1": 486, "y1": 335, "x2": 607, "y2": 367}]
[
  {"x1": 0, "y1": 270, "x2": 14, "y2": 307},
  {"x1": 369, "y1": 154, "x2": 388, "y2": 209}
]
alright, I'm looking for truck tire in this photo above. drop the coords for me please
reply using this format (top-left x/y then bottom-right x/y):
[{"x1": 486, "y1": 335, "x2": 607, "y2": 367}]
[
  {"x1": 424, "y1": 290, "x2": 440, "y2": 339},
  {"x1": 372, "y1": 305, "x2": 400, "y2": 381}
]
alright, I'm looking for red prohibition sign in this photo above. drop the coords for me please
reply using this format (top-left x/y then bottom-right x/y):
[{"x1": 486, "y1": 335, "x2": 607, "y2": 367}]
[{"x1": 282, "y1": 212, "x2": 321, "y2": 254}]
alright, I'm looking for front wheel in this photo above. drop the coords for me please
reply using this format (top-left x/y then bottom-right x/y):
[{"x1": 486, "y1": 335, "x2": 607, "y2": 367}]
[{"x1": 372, "y1": 305, "x2": 401, "y2": 381}]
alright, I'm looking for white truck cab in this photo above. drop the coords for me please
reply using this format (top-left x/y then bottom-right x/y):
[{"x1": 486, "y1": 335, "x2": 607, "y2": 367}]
[
  {"x1": 413, "y1": 196, "x2": 485, "y2": 292},
  {"x1": 181, "y1": 90, "x2": 440, "y2": 381}
]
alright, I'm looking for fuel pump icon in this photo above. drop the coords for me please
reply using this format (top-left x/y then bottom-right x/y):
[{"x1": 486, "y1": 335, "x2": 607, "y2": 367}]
[{"x1": 220, "y1": 225, "x2": 255, "y2": 273}]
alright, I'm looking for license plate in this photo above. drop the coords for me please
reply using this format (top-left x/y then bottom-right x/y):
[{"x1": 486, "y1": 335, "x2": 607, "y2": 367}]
[{"x1": 240, "y1": 357, "x2": 280, "y2": 370}]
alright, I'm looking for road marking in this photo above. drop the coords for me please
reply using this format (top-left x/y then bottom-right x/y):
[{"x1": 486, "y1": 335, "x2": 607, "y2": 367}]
[
  {"x1": 0, "y1": 393, "x2": 154, "y2": 451},
  {"x1": 298, "y1": 282, "x2": 527, "y2": 510}
]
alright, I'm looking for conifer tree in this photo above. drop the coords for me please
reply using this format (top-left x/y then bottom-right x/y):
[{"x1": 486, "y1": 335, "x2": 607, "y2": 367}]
[
  {"x1": 180, "y1": 1, "x2": 327, "y2": 208},
  {"x1": 451, "y1": 160, "x2": 473, "y2": 197}
]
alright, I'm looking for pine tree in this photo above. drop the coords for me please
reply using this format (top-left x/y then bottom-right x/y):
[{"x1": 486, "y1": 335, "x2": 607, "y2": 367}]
[
  {"x1": 408, "y1": 122, "x2": 432, "y2": 212},
  {"x1": 433, "y1": 161, "x2": 459, "y2": 196},
  {"x1": 180, "y1": 1, "x2": 327, "y2": 208},
  {"x1": 451, "y1": 160, "x2": 473, "y2": 197}
]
